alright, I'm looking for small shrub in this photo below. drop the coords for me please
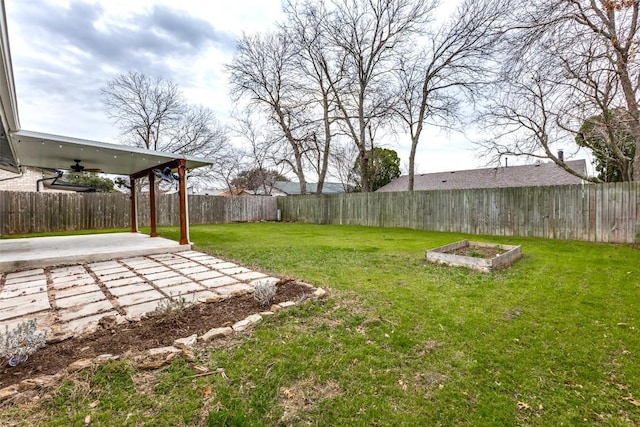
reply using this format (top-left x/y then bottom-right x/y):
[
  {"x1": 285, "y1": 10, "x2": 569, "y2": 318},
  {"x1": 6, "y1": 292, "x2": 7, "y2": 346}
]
[
  {"x1": 0, "y1": 319, "x2": 47, "y2": 366},
  {"x1": 155, "y1": 293, "x2": 189, "y2": 316},
  {"x1": 253, "y1": 280, "x2": 277, "y2": 307}
]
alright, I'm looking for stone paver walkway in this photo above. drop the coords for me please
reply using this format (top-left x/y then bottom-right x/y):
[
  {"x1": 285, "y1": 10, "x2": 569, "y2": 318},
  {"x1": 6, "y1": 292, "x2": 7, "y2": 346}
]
[{"x1": 0, "y1": 251, "x2": 278, "y2": 340}]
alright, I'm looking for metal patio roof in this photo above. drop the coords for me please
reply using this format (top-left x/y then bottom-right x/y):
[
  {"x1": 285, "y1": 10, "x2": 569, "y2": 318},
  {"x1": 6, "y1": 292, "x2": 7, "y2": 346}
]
[{"x1": 11, "y1": 129, "x2": 212, "y2": 176}]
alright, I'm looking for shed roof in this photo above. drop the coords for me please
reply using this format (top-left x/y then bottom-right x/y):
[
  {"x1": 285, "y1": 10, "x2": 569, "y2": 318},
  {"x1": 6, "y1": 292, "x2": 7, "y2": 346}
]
[{"x1": 377, "y1": 160, "x2": 587, "y2": 192}]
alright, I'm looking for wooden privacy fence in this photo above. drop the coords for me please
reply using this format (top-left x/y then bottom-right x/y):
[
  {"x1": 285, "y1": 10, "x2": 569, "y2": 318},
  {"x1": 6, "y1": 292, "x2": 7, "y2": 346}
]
[
  {"x1": 277, "y1": 182, "x2": 640, "y2": 244},
  {"x1": 0, "y1": 192, "x2": 277, "y2": 235},
  {"x1": 3, "y1": 183, "x2": 640, "y2": 243}
]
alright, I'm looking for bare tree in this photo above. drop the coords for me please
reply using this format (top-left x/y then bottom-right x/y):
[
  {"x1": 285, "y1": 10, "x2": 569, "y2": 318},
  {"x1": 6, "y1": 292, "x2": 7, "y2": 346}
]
[
  {"x1": 480, "y1": 0, "x2": 640, "y2": 181},
  {"x1": 167, "y1": 105, "x2": 226, "y2": 156},
  {"x1": 207, "y1": 145, "x2": 247, "y2": 194},
  {"x1": 284, "y1": 0, "x2": 338, "y2": 194},
  {"x1": 328, "y1": 140, "x2": 359, "y2": 192},
  {"x1": 228, "y1": 30, "x2": 312, "y2": 194},
  {"x1": 316, "y1": 0, "x2": 437, "y2": 192},
  {"x1": 231, "y1": 113, "x2": 289, "y2": 195},
  {"x1": 394, "y1": 0, "x2": 506, "y2": 190},
  {"x1": 101, "y1": 70, "x2": 183, "y2": 151}
]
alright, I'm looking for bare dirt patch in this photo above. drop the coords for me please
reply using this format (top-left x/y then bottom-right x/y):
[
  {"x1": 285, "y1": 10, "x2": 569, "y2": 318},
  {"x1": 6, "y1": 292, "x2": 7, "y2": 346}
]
[
  {"x1": 279, "y1": 373, "x2": 344, "y2": 423},
  {"x1": 449, "y1": 244, "x2": 506, "y2": 259},
  {"x1": 0, "y1": 281, "x2": 313, "y2": 387}
]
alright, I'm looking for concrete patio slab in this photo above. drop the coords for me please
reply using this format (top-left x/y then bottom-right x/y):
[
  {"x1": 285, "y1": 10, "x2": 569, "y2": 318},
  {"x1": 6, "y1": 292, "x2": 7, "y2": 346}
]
[{"x1": 0, "y1": 233, "x2": 191, "y2": 272}]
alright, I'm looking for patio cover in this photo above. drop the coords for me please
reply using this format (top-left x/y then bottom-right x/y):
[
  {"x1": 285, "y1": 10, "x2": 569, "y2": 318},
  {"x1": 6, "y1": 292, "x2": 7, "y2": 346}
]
[{"x1": 10, "y1": 129, "x2": 212, "y2": 176}]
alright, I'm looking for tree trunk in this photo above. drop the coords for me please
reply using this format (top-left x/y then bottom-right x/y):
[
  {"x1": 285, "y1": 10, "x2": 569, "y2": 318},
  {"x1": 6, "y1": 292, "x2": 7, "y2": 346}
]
[
  {"x1": 408, "y1": 140, "x2": 417, "y2": 191},
  {"x1": 316, "y1": 93, "x2": 332, "y2": 194}
]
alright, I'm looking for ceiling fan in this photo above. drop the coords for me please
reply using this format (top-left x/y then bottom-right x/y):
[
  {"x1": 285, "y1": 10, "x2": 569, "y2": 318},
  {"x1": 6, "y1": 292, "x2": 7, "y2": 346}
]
[{"x1": 69, "y1": 159, "x2": 101, "y2": 173}]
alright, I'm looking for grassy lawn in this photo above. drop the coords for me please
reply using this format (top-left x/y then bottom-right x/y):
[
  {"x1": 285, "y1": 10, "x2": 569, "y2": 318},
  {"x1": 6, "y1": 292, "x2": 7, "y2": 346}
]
[{"x1": 3, "y1": 223, "x2": 640, "y2": 426}]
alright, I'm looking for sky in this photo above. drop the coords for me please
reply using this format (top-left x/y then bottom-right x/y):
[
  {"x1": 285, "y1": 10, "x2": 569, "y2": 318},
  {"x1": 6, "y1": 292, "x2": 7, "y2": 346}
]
[{"x1": 6, "y1": 0, "x2": 492, "y2": 179}]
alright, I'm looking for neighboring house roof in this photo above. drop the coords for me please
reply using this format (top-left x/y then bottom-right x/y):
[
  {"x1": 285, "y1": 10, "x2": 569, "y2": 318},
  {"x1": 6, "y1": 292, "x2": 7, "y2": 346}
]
[
  {"x1": 377, "y1": 160, "x2": 587, "y2": 192},
  {"x1": 273, "y1": 181, "x2": 346, "y2": 195}
]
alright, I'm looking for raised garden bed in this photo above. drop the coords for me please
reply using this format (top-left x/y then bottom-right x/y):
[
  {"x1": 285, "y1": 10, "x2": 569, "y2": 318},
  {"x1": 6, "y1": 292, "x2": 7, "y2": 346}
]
[{"x1": 425, "y1": 240, "x2": 522, "y2": 272}]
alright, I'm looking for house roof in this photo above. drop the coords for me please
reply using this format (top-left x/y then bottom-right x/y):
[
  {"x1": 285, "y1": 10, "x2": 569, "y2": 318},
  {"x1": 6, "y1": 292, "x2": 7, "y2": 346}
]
[
  {"x1": 273, "y1": 181, "x2": 346, "y2": 195},
  {"x1": 377, "y1": 160, "x2": 588, "y2": 192}
]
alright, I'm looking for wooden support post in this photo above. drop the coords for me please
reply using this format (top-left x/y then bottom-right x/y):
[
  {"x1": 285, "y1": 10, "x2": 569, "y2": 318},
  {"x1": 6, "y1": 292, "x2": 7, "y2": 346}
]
[
  {"x1": 130, "y1": 176, "x2": 138, "y2": 233},
  {"x1": 149, "y1": 172, "x2": 158, "y2": 237},
  {"x1": 177, "y1": 159, "x2": 189, "y2": 245}
]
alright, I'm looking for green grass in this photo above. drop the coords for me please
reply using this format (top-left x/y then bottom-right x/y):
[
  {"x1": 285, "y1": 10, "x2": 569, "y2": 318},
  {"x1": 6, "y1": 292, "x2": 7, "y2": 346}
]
[{"x1": 2, "y1": 223, "x2": 640, "y2": 426}]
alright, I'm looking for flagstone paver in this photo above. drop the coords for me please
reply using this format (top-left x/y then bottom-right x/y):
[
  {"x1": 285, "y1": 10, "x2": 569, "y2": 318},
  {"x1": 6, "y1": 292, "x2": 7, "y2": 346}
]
[
  {"x1": 211, "y1": 262, "x2": 238, "y2": 270},
  {"x1": 55, "y1": 284, "x2": 102, "y2": 299},
  {"x1": 117, "y1": 290, "x2": 165, "y2": 307},
  {"x1": 178, "y1": 266, "x2": 210, "y2": 275},
  {"x1": 102, "y1": 276, "x2": 143, "y2": 288},
  {"x1": 57, "y1": 300, "x2": 115, "y2": 322},
  {"x1": 188, "y1": 270, "x2": 224, "y2": 281},
  {"x1": 124, "y1": 300, "x2": 164, "y2": 318},
  {"x1": 219, "y1": 267, "x2": 251, "y2": 275},
  {"x1": 88, "y1": 261, "x2": 121, "y2": 271},
  {"x1": 56, "y1": 291, "x2": 107, "y2": 308},
  {"x1": 5, "y1": 269, "x2": 43, "y2": 280},
  {"x1": 162, "y1": 282, "x2": 208, "y2": 297},
  {"x1": 51, "y1": 275, "x2": 95, "y2": 288},
  {"x1": 234, "y1": 271, "x2": 267, "y2": 281},
  {"x1": 169, "y1": 262, "x2": 201, "y2": 269},
  {"x1": 108, "y1": 283, "x2": 155, "y2": 297},
  {"x1": 0, "y1": 250, "x2": 281, "y2": 340},
  {"x1": 216, "y1": 283, "x2": 254, "y2": 296},
  {"x1": 154, "y1": 275, "x2": 193, "y2": 288},
  {"x1": 201, "y1": 276, "x2": 239, "y2": 288},
  {"x1": 97, "y1": 270, "x2": 137, "y2": 282},
  {"x1": 138, "y1": 266, "x2": 172, "y2": 276},
  {"x1": 0, "y1": 293, "x2": 49, "y2": 321},
  {"x1": 4, "y1": 275, "x2": 47, "y2": 286}
]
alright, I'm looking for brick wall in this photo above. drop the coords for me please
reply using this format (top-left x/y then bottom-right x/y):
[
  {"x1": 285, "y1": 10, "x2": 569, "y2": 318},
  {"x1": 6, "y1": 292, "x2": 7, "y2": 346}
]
[{"x1": 0, "y1": 167, "x2": 68, "y2": 192}]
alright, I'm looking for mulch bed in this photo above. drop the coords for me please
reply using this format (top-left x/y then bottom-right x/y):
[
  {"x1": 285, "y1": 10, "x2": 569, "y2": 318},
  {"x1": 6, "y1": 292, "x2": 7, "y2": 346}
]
[{"x1": 0, "y1": 281, "x2": 313, "y2": 387}]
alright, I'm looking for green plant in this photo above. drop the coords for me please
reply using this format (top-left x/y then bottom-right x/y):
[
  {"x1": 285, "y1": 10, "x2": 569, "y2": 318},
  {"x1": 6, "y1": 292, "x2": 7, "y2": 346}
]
[
  {"x1": 154, "y1": 293, "x2": 189, "y2": 316},
  {"x1": 0, "y1": 319, "x2": 47, "y2": 366},
  {"x1": 253, "y1": 280, "x2": 277, "y2": 307}
]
